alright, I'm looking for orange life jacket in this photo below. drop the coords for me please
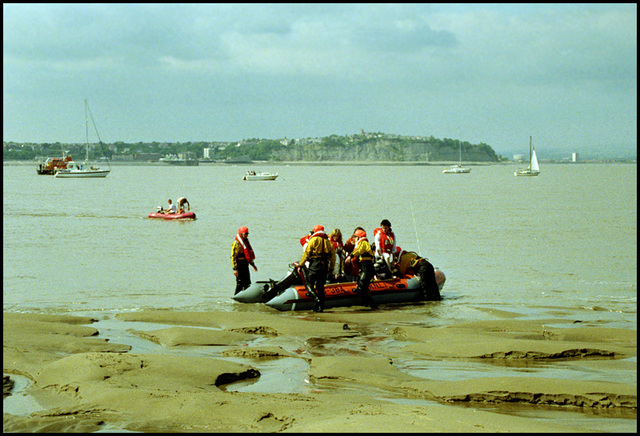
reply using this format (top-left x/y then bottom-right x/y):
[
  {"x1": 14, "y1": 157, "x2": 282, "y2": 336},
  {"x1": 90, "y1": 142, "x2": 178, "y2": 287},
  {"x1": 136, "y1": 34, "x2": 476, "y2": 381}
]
[
  {"x1": 374, "y1": 228, "x2": 395, "y2": 253},
  {"x1": 235, "y1": 234, "x2": 255, "y2": 263}
]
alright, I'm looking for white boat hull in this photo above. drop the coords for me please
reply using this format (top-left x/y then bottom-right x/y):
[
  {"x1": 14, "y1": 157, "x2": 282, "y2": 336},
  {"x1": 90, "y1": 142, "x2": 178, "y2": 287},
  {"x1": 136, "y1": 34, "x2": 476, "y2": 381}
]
[
  {"x1": 55, "y1": 169, "x2": 110, "y2": 178},
  {"x1": 443, "y1": 165, "x2": 470, "y2": 174},
  {"x1": 514, "y1": 169, "x2": 540, "y2": 177},
  {"x1": 243, "y1": 173, "x2": 278, "y2": 181}
]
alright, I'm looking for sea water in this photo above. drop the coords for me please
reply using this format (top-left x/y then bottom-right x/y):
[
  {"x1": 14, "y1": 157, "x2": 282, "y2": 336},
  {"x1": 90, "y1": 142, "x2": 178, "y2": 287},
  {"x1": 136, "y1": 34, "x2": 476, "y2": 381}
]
[{"x1": 3, "y1": 162, "x2": 636, "y2": 329}]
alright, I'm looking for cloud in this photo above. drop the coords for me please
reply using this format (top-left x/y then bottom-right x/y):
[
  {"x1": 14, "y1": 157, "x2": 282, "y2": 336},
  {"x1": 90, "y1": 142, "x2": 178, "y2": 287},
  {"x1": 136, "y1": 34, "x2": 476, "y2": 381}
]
[{"x1": 2, "y1": 3, "x2": 636, "y2": 152}]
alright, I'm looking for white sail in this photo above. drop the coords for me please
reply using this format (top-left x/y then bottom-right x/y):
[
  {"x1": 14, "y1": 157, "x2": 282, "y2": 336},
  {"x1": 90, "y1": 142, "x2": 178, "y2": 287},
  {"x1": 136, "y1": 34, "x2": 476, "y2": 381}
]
[
  {"x1": 531, "y1": 147, "x2": 540, "y2": 172},
  {"x1": 530, "y1": 146, "x2": 540, "y2": 172}
]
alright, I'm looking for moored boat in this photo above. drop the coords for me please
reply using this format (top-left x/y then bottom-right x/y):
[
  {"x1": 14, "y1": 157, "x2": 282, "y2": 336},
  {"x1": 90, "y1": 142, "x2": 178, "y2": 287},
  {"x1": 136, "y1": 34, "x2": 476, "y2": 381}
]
[
  {"x1": 243, "y1": 171, "x2": 278, "y2": 181},
  {"x1": 53, "y1": 99, "x2": 111, "y2": 178},
  {"x1": 443, "y1": 141, "x2": 471, "y2": 174},
  {"x1": 514, "y1": 136, "x2": 540, "y2": 177},
  {"x1": 37, "y1": 154, "x2": 74, "y2": 175},
  {"x1": 54, "y1": 161, "x2": 110, "y2": 178},
  {"x1": 442, "y1": 164, "x2": 470, "y2": 174},
  {"x1": 148, "y1": 211, "x2": 196, "y2": 220}
]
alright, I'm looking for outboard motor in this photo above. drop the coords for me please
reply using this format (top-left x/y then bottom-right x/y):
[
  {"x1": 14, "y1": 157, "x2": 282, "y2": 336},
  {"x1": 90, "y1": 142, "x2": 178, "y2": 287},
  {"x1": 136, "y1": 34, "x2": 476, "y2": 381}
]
[
  {"x1": 264, "y1": 263, "x2": 304, "y2": 301},
  {"x1": 373, "y1": 258, "x2": 393, "y2": 280}
]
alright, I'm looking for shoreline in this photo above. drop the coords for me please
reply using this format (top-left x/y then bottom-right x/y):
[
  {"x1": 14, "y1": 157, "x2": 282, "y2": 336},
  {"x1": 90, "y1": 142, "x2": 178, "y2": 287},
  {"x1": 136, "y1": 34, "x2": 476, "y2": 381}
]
[
  {"x1": 3, "y1": 309, "x2": 636, "y2": 432},
  {"x1": 5, "y1": 160, "x2": 636, "y2": 167}
]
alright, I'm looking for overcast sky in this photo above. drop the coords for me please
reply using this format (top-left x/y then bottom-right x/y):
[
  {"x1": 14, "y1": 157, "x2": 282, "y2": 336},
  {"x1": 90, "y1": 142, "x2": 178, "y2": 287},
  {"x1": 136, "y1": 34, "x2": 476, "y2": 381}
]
[{"x1": 3, "y1": 3, "x2": 637, "y2": 156}]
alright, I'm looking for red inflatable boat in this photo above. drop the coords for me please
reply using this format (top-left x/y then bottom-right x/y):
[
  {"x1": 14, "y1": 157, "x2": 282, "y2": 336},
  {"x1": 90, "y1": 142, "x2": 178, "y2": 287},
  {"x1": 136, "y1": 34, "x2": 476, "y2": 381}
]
[{"x1": 148, "y1": 212, "x2": 196, "y2": 220}]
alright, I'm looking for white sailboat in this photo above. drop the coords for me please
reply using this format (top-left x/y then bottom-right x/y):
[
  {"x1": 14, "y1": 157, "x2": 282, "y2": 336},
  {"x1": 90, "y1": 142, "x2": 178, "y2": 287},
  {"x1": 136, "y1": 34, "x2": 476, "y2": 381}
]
[
  {"x1": 514, "y1": 136, "x2": 540, "y2": 177},
  {"x1": 443, "y1": 140, "x2": 471, "y2": 174},
  {"x1": 55, "y1": 100, "x2": 110, "y2": 178}
]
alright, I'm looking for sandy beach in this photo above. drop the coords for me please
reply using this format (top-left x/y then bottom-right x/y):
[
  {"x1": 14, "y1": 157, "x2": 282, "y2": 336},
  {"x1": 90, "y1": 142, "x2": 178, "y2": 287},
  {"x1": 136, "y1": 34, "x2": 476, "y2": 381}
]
[{"x1": 3, "y1": 309, "x2": 637, "y2": 432}]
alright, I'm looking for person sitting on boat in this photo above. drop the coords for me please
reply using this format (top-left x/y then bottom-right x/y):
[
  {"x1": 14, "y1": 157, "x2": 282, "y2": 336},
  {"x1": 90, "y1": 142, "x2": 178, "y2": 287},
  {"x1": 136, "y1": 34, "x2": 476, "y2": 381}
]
[
  {"x1": 177, "y1": 197, "x2": 190, "y2": 213},
  {"x1": 374, "y1": 219, "x2": 398, "y2": 276},
  {"x1": 344, "y1": 229, "x2": 377, "y2": 310},
  {"x1": 299, "y1": 225, "x2": 335, "y2": 312},
  {"x1": 164, "y1": 199, "x2": 177, "y2": 214},
  {"x1": 396, "y1": 248, "x2": 441, "y2": 301}
]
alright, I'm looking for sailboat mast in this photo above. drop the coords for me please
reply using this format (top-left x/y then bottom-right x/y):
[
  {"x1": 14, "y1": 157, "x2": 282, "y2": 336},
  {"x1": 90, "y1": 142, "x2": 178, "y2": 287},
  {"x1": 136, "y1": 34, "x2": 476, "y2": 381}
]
[
  {"x1": 84, "y1": 99, "x2": 89, "y2": 162},
  {"x1": 528, "y1": 136, "x2": 532, "y2": 169}
]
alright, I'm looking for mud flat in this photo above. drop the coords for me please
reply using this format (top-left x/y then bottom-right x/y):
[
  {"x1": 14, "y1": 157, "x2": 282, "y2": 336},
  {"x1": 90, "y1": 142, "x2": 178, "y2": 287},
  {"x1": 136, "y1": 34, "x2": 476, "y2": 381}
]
[{"x1": 3, "y1": 310, "x2": 636, "y2": 432}]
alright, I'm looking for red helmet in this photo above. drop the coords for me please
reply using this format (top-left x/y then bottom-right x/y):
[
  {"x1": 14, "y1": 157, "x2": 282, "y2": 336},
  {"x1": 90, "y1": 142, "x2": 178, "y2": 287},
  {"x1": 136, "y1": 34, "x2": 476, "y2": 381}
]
[
  {"x1": 354, "y1": 229, "x2": 366, "y2": 238},
  {"x1": 312, "y1": 225, "x2": 324, "y2": 233},
  {"x1": 238, "y1": 226, "x2": 249, "y2": 234}
]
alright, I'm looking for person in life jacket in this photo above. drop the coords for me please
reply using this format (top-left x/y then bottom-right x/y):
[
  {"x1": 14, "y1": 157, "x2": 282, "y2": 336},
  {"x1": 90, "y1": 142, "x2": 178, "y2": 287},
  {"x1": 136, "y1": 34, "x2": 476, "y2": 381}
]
[
  {"x1": 299, "y1": 225, "x2": 335, "y2": 312},
  {"x1": 345, "y1": 229, "x2": 378, "y2": 310},
  {"x1": 328, "y1": 228, "x2": 345, "y2": 282},
  {"x1": 231, "y1": 226, "x2": 258, "y2": 295},
  {"x1": 299, "y1": 231, "x2": 313, "y2": 251},
  {"x1": 374, "y1": 219, "x2": 397, "y2": 276},
  {"x1": 343, "y1": 226, "x2": 365, "y2": 281},
  {"x1": 395, "y1": 247, "x2": 441, "y2": 301}
]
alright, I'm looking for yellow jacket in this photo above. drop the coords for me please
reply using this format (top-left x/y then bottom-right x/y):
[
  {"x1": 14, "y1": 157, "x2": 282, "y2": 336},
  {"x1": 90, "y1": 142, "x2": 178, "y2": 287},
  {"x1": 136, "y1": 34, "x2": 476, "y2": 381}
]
[
  {"x1": 231, "y1": 239, "x2": 250, "y2": 270},
  {"x1": 397, "y1": 251, "x2": 421, "y2": 274},
  {"x1": 351, "y1": 238, "x2": 373, "y2": 261},
  {"x1": 300, "y1": 234, "x2": 335, "y2": 271}
]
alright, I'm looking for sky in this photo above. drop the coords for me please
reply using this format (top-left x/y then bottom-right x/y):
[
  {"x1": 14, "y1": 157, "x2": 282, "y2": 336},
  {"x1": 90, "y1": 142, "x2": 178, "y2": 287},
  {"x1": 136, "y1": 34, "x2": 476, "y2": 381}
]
[{"x1": 3, "y1": 3, "x2": 637, "y2": 158}]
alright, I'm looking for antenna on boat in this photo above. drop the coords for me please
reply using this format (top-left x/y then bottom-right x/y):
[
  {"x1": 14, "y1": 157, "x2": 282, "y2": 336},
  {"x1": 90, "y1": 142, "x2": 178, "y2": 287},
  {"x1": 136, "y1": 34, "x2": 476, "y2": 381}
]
[{"x1": 410, "y1": 201, "x2": 422, "y2": 255}]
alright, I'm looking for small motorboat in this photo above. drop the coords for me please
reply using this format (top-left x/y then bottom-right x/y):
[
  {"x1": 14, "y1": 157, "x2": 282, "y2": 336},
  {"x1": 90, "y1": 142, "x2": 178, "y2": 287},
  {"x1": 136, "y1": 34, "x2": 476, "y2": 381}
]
[
  {"x1": 233, "y1": 261, "x2": 445, "y2": 311},
  {"x1": 243, "y1": 171, "x2": 278, "y2": 181},
  {"x1": 148, "y1": 211, "x2": 196, "y2": 220}
]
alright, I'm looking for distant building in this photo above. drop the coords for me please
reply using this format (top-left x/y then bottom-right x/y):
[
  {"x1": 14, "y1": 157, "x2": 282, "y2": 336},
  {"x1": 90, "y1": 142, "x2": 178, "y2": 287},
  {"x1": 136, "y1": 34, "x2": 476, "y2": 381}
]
[{"x1": 571, "y1": 152, "x2": 579, "y2": 162}]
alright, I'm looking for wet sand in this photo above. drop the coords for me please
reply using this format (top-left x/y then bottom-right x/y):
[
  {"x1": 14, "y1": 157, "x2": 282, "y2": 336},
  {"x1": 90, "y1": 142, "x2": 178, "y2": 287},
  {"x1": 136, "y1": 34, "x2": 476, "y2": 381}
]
[{"x1": 3, "y1": 309, "x2": 636, "y2": 432}]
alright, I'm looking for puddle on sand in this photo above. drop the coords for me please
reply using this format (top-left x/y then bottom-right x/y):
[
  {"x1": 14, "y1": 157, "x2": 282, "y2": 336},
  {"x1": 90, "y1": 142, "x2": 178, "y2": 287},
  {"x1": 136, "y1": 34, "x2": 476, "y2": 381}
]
[{"x1": 3, "y1": 374, "x2": 47, "y2": 416}]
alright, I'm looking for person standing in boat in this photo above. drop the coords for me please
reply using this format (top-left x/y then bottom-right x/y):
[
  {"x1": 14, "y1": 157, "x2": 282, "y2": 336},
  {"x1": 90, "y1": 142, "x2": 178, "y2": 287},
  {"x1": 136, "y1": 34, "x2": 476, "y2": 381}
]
[
  {"x1": 164, "y1": 199, "x2": 177, "y2": 214},
  {"x1": 343, "y1": 226, "x2": 365, "y2": 281},
  {"x1": 345, "y1": 229, "x2": 378, "y2": 310},
  {"x1": 177, "y1": 197, "x2": 190, "y2": 213},
  {"x1": 231, "y1": 226, "x2": 258, "y2": 295},
  {"x1": 328, "y1": 228, "x2": 345, "y2": 282},
  {"x1": 299, "y1": 230, "x2": 313, "y2": 251},
  {"x1": 299, "y1": 225, "x2": 335, "y2": 312},
  {"x1": 374, "y1": 219, "x2": 398, "y2": 276}
]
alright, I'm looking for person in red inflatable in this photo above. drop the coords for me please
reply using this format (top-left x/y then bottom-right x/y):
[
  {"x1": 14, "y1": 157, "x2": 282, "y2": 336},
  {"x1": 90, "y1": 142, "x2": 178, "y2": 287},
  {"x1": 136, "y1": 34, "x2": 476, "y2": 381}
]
[
  {"x1": 300, "y1": 225, "x2": 335, "y2": 312},
  {"x1": 231, "y1": 226, "x2": 258, "y2": 295},
  {"x1": 299, "y1": 230, "x2": 313, "y2": 251},
  {"x1": 374, "y1": 219, "x2": 397, "y2": 275},
  {"x1": 328, "y1": 228, "x2": 345, "y2": 282},
  {"x1": 342, "y1": 226, "x2": 365, "y2": 280}
]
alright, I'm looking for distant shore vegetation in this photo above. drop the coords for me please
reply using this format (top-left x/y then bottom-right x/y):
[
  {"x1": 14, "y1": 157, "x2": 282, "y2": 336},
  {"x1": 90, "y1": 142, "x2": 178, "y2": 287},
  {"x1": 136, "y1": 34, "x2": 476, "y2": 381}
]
[{"x1": 3, "y1": 131, "x2": 502, "y2": 163}]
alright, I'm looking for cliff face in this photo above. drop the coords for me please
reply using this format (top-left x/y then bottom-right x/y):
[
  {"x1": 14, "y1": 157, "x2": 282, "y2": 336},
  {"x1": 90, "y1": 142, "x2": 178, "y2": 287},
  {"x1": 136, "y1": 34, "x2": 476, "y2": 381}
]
[{"x1": 271, "y1": 137, "x2": 499, "y2": 162}]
